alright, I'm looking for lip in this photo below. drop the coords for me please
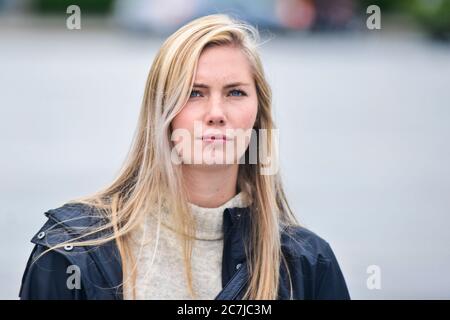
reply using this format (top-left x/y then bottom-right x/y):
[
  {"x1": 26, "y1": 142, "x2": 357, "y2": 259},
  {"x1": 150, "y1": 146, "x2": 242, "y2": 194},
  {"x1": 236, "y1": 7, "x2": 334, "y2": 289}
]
[{"x1": 199, "y1": 134, "x2": 232, "y2": 142}]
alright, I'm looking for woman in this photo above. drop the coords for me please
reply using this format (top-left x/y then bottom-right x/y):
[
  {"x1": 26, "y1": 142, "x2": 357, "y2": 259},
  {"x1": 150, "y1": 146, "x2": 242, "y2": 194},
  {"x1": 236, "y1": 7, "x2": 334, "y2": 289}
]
[{"x1": 19, "y1": 14, "x2": 350, "y2": 300}]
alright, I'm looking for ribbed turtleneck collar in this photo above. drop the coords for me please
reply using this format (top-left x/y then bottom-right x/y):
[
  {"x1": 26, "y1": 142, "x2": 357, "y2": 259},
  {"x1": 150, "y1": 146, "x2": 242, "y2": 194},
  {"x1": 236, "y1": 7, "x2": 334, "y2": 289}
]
[{"x1": 187, "y1": 191, "x2": 249, "y2": 240}]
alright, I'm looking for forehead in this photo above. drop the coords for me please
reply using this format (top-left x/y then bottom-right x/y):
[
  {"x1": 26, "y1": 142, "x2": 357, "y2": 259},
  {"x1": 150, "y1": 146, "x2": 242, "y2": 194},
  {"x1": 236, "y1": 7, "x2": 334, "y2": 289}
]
[{"x1": 194, "y1": 45, "x2": 253, "y2": 83}]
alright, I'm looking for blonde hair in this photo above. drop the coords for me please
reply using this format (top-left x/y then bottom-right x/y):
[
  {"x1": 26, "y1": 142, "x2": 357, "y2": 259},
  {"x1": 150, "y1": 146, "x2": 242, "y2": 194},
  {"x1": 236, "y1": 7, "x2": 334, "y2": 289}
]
[{"x1": 38, "y1": 13, "x2": 300, "y2": 300}]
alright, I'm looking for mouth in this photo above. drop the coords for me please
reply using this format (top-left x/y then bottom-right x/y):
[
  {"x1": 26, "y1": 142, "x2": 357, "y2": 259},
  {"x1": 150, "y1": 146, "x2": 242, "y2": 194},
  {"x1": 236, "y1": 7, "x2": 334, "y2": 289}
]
[{"x1": 199, "y1": 134, "x2": 233, "y2": 142}]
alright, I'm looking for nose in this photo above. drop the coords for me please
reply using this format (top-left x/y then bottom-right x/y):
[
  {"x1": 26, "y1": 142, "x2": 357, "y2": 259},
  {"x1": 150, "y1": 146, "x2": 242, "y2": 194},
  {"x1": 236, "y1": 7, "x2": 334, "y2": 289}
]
[{"x1": 205, "y1": 97, "x2": 226, "y2": 126}]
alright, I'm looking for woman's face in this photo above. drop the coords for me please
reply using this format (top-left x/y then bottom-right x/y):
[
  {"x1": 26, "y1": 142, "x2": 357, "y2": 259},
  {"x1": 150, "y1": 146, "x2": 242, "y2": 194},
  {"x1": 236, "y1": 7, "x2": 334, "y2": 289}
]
[{"x1": 171, "y1": 44, "x2": 258, "y2": 166}]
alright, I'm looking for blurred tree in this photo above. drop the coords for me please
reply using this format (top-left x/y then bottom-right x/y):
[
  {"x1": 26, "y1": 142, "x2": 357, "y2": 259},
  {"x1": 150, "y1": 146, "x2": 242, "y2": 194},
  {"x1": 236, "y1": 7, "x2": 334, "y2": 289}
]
[
  {"x1": 33, "y1": 0, "x2": 114, "y2": 15},
  {"x1": 359, "y1": 0, "x2": 450, "y2": 40},
  {"x1": 408, "y1": 0, "x2": 450, "y2": 40}
]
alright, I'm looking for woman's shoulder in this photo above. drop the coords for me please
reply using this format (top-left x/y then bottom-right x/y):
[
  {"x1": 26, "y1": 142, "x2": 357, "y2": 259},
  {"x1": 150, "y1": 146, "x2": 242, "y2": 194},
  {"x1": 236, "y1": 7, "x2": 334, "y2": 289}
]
[
  {"x1": 19, "y1": 202, "x2": 122, "y2": 300},
  {"x1": 29, "y1": 202, "x2": 108, "y2": 246},
  {"x1": 280, "y1": 225, "x2": 351, "y2": 299},
  {"x1": 280, "y1": 224, "x2": 337, "y2": 263},
  {"x1": 43, "y1": 202, "x2": 106, "y2": 228}
]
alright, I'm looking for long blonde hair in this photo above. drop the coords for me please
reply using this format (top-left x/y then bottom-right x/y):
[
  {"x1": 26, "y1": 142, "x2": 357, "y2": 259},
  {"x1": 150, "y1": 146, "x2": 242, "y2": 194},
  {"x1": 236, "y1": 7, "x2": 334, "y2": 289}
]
[{"x1": 40, "y1": 14, "x2": 300, "y2": 300}]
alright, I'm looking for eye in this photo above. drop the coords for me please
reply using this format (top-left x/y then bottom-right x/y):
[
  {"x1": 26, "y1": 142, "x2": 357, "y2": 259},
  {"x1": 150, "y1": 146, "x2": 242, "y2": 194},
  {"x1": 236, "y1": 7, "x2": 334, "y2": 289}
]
[
  {"x1": 190, "y1": 90, "x2": 202, "y2": 98},
  {"x1": 229, "y1": 89, "x2": 247, "y2": 97}
]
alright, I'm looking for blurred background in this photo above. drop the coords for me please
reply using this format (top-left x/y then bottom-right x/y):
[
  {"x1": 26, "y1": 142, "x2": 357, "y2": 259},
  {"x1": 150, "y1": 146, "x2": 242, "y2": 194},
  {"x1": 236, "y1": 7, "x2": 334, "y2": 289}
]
[{"x1": 0, "y1": 0, "x2": 449, "y2": 299}]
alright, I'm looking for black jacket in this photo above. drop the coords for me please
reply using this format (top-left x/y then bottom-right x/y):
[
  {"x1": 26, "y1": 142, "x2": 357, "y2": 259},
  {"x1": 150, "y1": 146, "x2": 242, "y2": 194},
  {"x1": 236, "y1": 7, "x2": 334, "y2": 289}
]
[{"x1": 19, "y1": 203, "x2": 350, "y2": 300}]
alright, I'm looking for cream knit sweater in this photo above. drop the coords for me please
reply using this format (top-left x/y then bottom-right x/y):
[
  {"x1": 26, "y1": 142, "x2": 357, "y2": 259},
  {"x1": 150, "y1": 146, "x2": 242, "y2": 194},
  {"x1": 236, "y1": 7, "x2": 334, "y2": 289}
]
[{"x1": 123, "y1": 191, "x2": 249, "y2": 300}]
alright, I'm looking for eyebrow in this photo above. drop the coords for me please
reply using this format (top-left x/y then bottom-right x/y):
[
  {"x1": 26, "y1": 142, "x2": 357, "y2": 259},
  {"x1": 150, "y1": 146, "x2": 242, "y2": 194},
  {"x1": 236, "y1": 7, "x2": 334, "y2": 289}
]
[{"x1": 193, "y1": 82, "x2": 251, "y2": 89}]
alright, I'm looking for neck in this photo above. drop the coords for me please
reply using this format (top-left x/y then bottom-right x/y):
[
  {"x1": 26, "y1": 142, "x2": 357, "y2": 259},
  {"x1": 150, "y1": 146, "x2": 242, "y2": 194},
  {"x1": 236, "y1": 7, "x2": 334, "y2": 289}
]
[{"x1": 181, "y1": 164, "x2": 239, "y2": 208}]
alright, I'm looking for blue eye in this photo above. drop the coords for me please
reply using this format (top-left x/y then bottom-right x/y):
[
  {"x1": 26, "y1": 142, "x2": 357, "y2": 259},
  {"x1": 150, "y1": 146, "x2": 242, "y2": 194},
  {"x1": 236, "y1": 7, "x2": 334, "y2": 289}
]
[
  {"x1": 229, "y1": 89, "x2": 246, "y2": 97},
  {"x1": 190, "y1": 90, "x2": 202, "y2": 98}
]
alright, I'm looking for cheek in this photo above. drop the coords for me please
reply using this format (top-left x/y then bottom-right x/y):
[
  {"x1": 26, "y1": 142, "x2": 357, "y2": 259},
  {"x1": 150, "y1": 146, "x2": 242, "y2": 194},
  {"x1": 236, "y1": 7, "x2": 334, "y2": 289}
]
[
  {"x1": 171, "y1": 107, "x2": 196, "y2": 131},
  {"x1": 234, "y1": 101, "x2": 258, "y2": 129},
  {"x1": 171, "y1": 108, "x2": 196, "y2": 149}
]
